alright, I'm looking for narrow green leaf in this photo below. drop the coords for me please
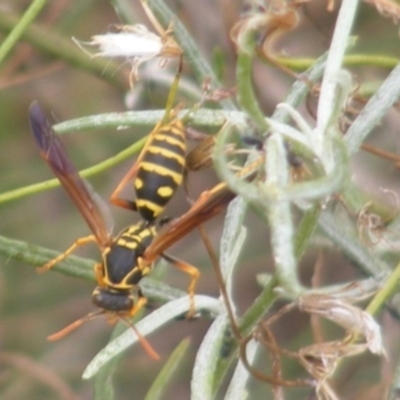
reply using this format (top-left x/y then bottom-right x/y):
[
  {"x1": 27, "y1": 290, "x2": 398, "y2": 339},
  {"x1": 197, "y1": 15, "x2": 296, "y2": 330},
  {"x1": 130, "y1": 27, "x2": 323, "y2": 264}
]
[{"x1": 144, "y1": 338, "x2": 191, "y2": 400}]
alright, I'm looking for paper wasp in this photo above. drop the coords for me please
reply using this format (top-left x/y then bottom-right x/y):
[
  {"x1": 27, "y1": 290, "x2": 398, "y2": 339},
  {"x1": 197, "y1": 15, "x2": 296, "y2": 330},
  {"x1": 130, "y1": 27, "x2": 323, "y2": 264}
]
[
  {"x1": 29, "y1": 102, "x2": 259, "y2": 344},
  {"x1": 29, "y1": 102, "x2": 201, "y2": 345}
]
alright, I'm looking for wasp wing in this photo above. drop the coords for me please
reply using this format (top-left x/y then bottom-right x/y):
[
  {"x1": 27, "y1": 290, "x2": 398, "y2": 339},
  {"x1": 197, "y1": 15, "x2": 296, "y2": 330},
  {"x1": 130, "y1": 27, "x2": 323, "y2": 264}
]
[
  {"x1": 143, "y1": 181, "x2": 237, "y2": 263},
  {"x1": 29, "y1": 102, "x2": 112, "y2": 247},
  {"x1": 143, "y1": 157, "x2": 261, "y2": 262}
]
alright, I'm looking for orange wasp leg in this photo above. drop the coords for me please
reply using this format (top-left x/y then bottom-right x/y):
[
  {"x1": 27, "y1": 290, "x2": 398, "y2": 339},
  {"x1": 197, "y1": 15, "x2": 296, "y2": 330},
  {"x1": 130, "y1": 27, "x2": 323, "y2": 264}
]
[
  {"x1": 109, "y1": 160, "x2": 142, "y2": 212},
  {"x1": 47, "y1": 297, "x2": 159, "y2": 360},
  {"x1": 37, "y1": 234, "x2": 97, "y2": 274},
  {"x1": 93, "y1": 262, "x2": 105, "y2": 287},
  {"x1": 161, "y1": 252, "x2": 200, "y2": 317},
  {"x1": 128, "y1": 295, "x2": 148, "y2": 317}
]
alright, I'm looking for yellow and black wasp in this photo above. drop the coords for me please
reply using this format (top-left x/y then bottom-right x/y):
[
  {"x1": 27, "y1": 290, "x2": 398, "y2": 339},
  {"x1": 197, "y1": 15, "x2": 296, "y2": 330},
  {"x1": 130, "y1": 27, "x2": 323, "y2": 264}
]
[
  {"x1": 29, "y1": 101, "x2": 259, "y2": 340},
  {"x1": 29, "y1": 102, "x2": 200, "y2": 345}
]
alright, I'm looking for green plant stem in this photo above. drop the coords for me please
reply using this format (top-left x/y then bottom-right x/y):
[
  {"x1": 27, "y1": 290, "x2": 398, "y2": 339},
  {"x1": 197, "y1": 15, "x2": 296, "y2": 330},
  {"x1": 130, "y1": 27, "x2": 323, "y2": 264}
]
[
  {"x1": 145, "y1": 338, "x2": 191, "y2": 400},
  {"x1": 0, "y1": 0, "x2": 46, "y2": 66},
  {"x1": 274, "y1": 54, "x2": 400, "y2": 72},
  {"x1": 265, "y1": 134, "x2": 304, "y2": 296},
  {"x1": 294, "y1": 205, "x2": 321, "y2": 261},
  {"x1": 1, "y1": 106, "x2": 255, "y2": 205},
  {"x1": 83, "y1": 295, "x2": 221, "y2": 379},
  {"x1": 366, "y1": 261, "x2": 400, "y2": 316},
  {"x1": 193, "y1": 315, "x2": 230, "y2": 400},
  {"x1": 210, "y1": 275, "x2": 279, "y2": 395},
  {"x1": 238, "y1": 274, "x2": 279, "y2": 335},
  {"x1": 346, "y1": 60, "x2": 400, "y2": 153},
  {"x1": 0, "y1": 234, "x2": 188, "y2": 304},
  {"x1": 236, "y1": 33, "x2": 269, "y2": 132},
  {"x1": 315, "y1": 0, "x2": 358, "y2": 166},
  {"x1": 211, "y1": 54, "x2": 329, "y2": 393},
  {"x1": 0, "y1": 136, "x2": 146, "y2": 205},
  {"x1": 52, "y1": 109, "x2": 236, "y2": 133},
  {"x1": 0, "y1": 235, "x2": 94, "y2": 280}
]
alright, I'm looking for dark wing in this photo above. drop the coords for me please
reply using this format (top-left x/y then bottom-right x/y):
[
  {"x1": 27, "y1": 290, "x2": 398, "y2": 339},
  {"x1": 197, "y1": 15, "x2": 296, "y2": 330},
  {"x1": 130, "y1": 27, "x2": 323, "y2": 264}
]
[
  {"x1": 29, "y1": 101, "x2": 112, "y2": 247},
  {"x1": 143, "y1": 181, "x2": 237, "y2": 263},
  {"x1": 143, "y1": 158, "x2": 261, "y2": 262}
]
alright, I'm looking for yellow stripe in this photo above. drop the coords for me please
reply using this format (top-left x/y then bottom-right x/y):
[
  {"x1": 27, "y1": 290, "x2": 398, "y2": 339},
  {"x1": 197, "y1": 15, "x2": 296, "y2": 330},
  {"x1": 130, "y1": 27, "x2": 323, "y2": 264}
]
[
  {"x1": 120, "y1": 265, "x2": 152, "y2": 287},
  {"x1": 136, "y1": 199, "x2": 164, "y2": 214},
  {"x1": 116, "y1": 239, "x2": 138, "y2": 249},
  {"x1": 146, "y1": 145, "x2": 185, "y2": 164},
  {"x1": 140, "y1": 162, "x2": 183, "y2": 183},
  {"x1": 154, "y1": 133, "x2": 185, "y2": 150},
  {"x1": 115, "y1": 226, "x2": 154, "y2": 248}
]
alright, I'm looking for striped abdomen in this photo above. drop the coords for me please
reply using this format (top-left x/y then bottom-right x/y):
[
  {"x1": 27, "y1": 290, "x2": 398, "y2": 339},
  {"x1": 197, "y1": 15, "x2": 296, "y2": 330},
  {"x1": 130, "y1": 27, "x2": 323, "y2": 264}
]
[{"x1": 135, "y1": 119, "x2": 186, "y2": 221}]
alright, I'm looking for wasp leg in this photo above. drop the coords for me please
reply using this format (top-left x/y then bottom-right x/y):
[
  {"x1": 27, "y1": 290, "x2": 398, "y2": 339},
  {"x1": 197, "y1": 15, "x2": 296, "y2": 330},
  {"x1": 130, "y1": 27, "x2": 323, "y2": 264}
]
[
  {"x1": 93, "y1": 262, "x2": 105, "y2": 287},
  {"x1": 37, "y1": 234, "x2": 97, "y2": 273},
  {"x1": 110, "y1": 161, "x2": 141, "y2": 212},
  {"x1": 128, "y1": 291, "x2": 148, "y2": 317},
  {"x1": 161, "y1": 253, "x2": 200, "y2": 317}
]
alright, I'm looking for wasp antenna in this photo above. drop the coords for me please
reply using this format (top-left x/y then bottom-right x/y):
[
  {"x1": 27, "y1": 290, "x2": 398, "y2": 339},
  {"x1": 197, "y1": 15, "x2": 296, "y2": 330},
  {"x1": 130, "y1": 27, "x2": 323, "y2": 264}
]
[
  {"x1": 48, "y1": 311, "x2": 159, "y2": 360},
  {"x1": 119, "y1": 315, "x2": 160, "y2": 361},
  {"x1": 47, "y1": 310, "x2": 105, "y2": 341}
]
